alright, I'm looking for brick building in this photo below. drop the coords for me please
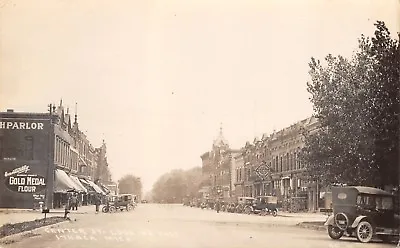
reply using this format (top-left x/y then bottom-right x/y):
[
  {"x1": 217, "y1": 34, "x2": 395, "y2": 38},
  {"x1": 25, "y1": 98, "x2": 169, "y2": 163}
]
[
  {"x1": 200, "y1": 127, "x2": 240, "y2": 201},
  {"x1": 236, "y1": 116, "x2": 320, "y2": 211},
  {"x1": 0, "y1": 102, "x2": 115, "y2": 209},
  {"x1": 200, "y1": 116, "x2": 321, "y2": 212}
]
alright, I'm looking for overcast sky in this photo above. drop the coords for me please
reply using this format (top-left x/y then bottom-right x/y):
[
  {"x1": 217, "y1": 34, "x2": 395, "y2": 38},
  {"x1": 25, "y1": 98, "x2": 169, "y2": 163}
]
[{"x1": 1, "y1": 0, "x2": 399, "y2": 192}]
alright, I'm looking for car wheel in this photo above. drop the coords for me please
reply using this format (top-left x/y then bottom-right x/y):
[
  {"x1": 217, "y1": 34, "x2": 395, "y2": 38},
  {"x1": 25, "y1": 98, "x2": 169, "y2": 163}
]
[
  {"x1": 109, "y1": 206, "x2": 116, "y2": 213},
  {"x1": 260, "y1": 209, "x2": 267, "y2": 216},
  {"x1": 244, "y1": 206, "x2": 252, "y2": 215},
  {"x1": 101, "y1": 206, "x2": 108, "y2": 213},
  {"x1": 356, "y1": 221, "x2": 373, "y2": 243},
  {"x1": 272, "y1": 210, "x2": 278, "y2": 217},
  {"x1": 328, "y1": 225, "x2": 344, "y2": 240}
]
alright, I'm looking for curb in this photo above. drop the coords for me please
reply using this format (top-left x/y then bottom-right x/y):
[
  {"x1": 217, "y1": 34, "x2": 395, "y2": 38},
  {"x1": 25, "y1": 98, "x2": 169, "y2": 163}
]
[
  {"x1": 296, "y1": 223, "x2": 326, "y2": 232},
  {"x1": 0, "y1": 219, "x2": 72, "y2": 244},
  {"x1": 0, "y1": 210, "x2": 38, "y2": 214}
]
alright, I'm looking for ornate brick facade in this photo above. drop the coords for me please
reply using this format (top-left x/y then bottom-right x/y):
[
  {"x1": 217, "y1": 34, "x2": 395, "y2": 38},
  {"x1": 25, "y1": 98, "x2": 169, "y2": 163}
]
[{"x1": 200, "y1": 116, "x2": 321, "y2": 212}]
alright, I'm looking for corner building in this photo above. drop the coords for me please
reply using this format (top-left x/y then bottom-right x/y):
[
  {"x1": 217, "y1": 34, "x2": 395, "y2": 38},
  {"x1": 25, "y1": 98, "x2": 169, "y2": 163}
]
[
  {"x1": 200, "y1": 128, "x2": 240, "y2": 201},
  {"x1": 0, "y1": 103, "x2": 114, "y2": 209}
]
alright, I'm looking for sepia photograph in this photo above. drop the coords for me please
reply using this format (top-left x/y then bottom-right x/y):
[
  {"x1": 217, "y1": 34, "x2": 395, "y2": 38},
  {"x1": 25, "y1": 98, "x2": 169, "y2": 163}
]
[{"x1": 0, "y1": 0, "x2": 399, "y2": 247}]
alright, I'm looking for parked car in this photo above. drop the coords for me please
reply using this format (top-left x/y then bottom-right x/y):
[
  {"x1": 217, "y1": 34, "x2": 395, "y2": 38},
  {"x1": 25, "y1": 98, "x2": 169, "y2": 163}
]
[
  {"x1": 243, "y1": 196, "x2": 278, "y2": 216},
  {"x1": 226, "y1": 202, "x2": 237, "y2": 213},
  {"x1": 325, "y1": 186, "x2": 399, "y2": 243},
  {"x1": 236, "y1": 197, "x2": 255, "y2": 214}
]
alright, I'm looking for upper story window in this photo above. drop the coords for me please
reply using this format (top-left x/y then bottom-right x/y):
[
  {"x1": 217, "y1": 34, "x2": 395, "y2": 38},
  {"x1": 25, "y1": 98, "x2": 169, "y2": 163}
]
[{"x1": 24, "y1": 136, "x2": 34, "y2": 160}]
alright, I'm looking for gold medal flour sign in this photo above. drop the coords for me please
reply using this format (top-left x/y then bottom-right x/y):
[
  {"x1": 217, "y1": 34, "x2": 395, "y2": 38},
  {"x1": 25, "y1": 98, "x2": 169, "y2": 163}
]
[{"x1": 4, "y1": 165, "x2": 46, "y2": 193}]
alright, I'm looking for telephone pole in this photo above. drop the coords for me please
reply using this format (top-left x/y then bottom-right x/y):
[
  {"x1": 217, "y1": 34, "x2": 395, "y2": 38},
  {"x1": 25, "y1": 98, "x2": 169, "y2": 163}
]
[{"x1": 44, "y1": 104, "x2": 55, "y2": 210}]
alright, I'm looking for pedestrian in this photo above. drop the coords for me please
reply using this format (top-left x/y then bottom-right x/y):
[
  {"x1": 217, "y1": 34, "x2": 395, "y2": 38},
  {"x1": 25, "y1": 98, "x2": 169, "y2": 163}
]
[
  {"x1": 95, "y1": 194, "x2": 101, "y2": 213},
  {"x1": 67, "y1": 193, "x2": 72, "y2": 210},
  {"x1": 71, "y1": 194, "x2": 78, "y2": 211},
  {"x1": 215, "y1": 199, "x2": 221, "y2": 213}
]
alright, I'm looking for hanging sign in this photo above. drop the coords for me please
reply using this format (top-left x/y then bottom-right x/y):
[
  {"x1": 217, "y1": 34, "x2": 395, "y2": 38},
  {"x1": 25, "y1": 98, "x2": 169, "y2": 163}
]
[
  {"x1": 255, "y1": 162, "x2": 271, "y2": 180},
  {"x1": 4, "y1": 165, "x2": 46, "y2": 193}
]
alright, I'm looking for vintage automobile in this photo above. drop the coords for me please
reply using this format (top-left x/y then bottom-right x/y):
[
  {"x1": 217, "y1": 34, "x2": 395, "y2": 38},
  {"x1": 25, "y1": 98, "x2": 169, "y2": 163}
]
[
  {"x1": 114, "y1": 194, "x2": 136, "y2": 212},
  {"x1": 226, "y1": 202, "x2": 237, "y2": 213},
  {"x1": 235, "y1": 197, "x2": 255, "y2": 213},
  {"x1": 102, "y1": 194, "x2": 118, "y2": 213},
  {"x1": 325, "y1": 186, "x2": 399, "y2": 243},
  {"x1": 243, "y1": 196, "x2": 278, "y2": 216}
]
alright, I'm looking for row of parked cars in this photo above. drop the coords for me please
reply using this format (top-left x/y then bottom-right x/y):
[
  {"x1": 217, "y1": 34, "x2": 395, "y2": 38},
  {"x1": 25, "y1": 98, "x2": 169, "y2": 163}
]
[{"x1": 185, "y1": 196, "x2": 279, "y2": 217}]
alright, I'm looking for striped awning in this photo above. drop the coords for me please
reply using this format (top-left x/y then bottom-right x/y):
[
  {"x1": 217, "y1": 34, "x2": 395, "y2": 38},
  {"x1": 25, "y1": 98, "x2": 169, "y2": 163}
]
[
  {"x1": 54, "y1": 169, "x2": 81, "y2": 193},
  {"x1": 70, "y1": 176, "x2": 87, "y2": 193},
  {"x1": 87, "y1": 180, "x2": 106, "y2": 195},
  {"x1": 79, "y1": 178, "x2": 96, "y2": 193}
]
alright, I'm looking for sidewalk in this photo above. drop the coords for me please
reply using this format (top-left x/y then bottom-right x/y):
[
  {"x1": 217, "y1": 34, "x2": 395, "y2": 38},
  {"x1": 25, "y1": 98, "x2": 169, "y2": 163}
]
[
  {"x1": 0, "y1": 205, "x2": 97, "y2": 227},
  {"x1": 279, "y1": 211, "x2": 330, "y2": 219}
]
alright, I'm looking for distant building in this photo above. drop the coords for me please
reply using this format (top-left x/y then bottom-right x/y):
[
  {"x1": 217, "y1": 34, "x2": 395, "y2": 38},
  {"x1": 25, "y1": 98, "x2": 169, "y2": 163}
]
[
  {"x1": 0, "y1": 102, "x2": 115, "y2": 209},
  {"x1": 200, "y1": 126, "x2": 240, "y2": 201}
]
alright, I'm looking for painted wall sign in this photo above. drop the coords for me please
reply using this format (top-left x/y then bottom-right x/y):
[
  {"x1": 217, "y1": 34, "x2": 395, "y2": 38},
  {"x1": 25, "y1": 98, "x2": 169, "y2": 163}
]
[
  {"x1": 5, "y1": 175, "x2": 46, "y2": 193},
  {"x1": 4, "y1": 165, "x2": 46, "y2": 193},
  {"x1": 0, "y1": 121, "x2": 44, "y2": 130},
  {"x1": 4, "y1": 165, "x2": 30, "y2": 177}
]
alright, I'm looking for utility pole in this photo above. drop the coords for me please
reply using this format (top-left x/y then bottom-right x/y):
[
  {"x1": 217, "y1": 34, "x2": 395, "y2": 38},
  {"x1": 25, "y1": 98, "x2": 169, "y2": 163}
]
[{"x1": 44, "y1": 104, "x2": 54, "y2": 212}]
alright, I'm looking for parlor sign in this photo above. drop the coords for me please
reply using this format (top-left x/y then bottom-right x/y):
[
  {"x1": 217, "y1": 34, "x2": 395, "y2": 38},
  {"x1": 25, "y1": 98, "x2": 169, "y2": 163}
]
[{"x1": 4, "y1": 165, "x2": 46, "y2": 193}]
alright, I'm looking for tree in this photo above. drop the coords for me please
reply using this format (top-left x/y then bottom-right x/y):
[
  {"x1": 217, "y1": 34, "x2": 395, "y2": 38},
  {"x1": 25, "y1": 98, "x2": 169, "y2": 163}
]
[
  {"x1": 151, "y1": 167, "x2": 204, "y2": 203},
  {"x1": 302, "y1": 21, "x2": 399, "y2": 188},
  {"x1": 118, "y1": 174, "x2": 142, "y2": 199}
]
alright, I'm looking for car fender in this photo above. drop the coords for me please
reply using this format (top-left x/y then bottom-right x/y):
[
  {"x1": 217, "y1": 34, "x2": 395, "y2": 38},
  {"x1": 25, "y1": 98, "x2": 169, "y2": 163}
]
[
  {"x1": 350, "y1": 216, "x2": 368, "y2": 228},
  {"x1": 324, "y1": 215, "x2": 335, "y2": 226}
]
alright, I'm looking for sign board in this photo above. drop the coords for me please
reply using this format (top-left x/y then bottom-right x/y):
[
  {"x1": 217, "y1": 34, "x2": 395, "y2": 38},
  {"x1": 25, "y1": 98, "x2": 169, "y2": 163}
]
[
  {"x1": 4, "y1": 165, "x2": 46, "y2": 193},
  {"x1": 0, "y1": 121, "x2": 45, "y2": 130},
  {"x1": 255, "y1": 162, "x2": 271, "y2": 180}
]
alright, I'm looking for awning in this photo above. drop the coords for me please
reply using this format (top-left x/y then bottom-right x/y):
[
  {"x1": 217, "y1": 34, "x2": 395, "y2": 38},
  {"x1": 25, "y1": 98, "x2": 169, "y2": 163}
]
[
  {"x1": 79, "y1": 178, "x2": 96, "y2": 193},
  {"x1": 70, "y1": 176, "x2": 87, "y2": 193},
  {"x1": 54, "y1": 169, "x2": 81, "y2": 193},
  {"x1": 100, "y1": 184, "x2": 111, "y2": 194},
  {"x1": 87, "y1": 180, "x2": 106, "y2": 195}
]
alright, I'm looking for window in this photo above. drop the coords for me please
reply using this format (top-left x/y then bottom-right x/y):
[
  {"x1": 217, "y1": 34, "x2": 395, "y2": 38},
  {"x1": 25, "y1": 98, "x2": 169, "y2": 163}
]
[
  {"x1": 357, "y1": 195, "x2": 376, "y2": 209},
  {"x1": 378, "y1": 197, "x2": 393, "y2": 210},
  {"x1": 24, "y1": 136, "x2": 34, "y2": 160}
]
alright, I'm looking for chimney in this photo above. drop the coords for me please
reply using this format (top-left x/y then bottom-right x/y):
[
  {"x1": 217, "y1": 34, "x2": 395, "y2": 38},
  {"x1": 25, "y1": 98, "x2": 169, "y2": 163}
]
[{"x1": 6, "y1": 109, "x2": 14, "y2": 113}]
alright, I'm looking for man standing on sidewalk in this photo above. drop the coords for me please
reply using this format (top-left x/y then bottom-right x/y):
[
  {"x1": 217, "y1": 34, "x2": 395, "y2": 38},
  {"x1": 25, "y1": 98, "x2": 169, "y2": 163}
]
[
  {"x1": 71, "y1": 194, "x2": 78, "y2": 211},
  {"x1": 95, "y1": 194, "x2": 101, "y2": 213}
]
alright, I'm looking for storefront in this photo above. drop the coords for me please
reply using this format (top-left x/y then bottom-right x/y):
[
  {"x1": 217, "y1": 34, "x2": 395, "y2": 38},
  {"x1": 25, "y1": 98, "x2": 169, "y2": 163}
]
[{"x1": 53, "y1": 169, "x2": 85, "y2": 208}]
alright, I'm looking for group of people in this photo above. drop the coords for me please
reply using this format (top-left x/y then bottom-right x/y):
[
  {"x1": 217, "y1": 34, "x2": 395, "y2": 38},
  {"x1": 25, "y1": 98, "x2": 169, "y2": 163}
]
[
  {"x1": 66, "y1": 193, "x2": 79, "y2": 210},
  {"x1": 64, "y1": 192, "x2": 103, "y2": 218}
]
